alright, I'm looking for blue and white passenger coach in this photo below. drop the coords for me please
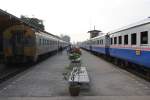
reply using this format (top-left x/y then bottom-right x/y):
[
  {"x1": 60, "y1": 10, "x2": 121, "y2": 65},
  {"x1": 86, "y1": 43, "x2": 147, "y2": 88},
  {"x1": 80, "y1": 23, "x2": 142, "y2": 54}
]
[
  {"x1": 109, "y1": 18, "x2": 150, "y2": 68},
  {"x1": 81, "y1": 17, "x2": 150, "y2": 68}
]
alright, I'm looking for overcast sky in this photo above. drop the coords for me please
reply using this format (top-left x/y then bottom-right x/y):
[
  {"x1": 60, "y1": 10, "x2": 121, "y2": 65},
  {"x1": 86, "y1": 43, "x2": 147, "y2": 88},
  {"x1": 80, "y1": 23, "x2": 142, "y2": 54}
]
[{"x1": 0, "y1": 0, "x2": 150, "y2": 42}]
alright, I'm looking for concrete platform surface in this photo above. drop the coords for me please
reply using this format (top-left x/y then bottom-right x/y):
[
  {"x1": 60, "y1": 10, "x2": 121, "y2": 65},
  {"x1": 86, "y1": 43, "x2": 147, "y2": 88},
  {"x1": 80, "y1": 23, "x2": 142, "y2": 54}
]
[
  {"x1": 81, "y1": 50, "x2": 150, "y2": 96},
  {"x1": 0, "y1": 50, "x2": 150, "y2": 99},
  {"x1": 0, "y1": 96, "x2": 150, "y2": 100}
]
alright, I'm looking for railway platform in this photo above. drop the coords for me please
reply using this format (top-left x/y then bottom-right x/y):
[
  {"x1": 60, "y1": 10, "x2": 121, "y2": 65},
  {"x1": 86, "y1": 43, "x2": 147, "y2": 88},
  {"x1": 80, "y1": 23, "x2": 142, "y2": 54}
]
[{"x1": 0, "y1": 50, "x2": 150, "y2": 99}]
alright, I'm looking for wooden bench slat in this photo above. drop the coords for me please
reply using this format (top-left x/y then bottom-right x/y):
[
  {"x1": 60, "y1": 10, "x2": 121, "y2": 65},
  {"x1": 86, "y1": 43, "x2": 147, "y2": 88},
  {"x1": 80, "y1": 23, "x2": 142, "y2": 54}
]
[{"x1": 68, "y1": 67, "x2": 90, "y2": 83}]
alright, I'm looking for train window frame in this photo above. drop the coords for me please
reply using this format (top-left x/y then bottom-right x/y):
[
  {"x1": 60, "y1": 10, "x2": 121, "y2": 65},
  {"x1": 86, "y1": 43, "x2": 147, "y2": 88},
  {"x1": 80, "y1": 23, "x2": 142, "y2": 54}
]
[
  {"x1": 111, "y1": 38, "x2": 113, "y2": 45},
  {"x1": 131, "y1": 33, "x2": 137, "y2": 45},
  {"x1": 124, "y1": 35, "x2": 128, "y2": 45},
  {"x1": 140, "y1": 31, "x2": 148, "y2": 45},
  {"x1": 114, "y1": 37, "x2": 117, "y2": 44},
  {"x1": 97, "y1": 40, "x2": 99, "y2": 44},
  {"x1": 43, "y1": 39, "x2": 45, "y2": 45},
  {"x1": 47, "y1": 40, "x2": 48, "y2": 45},
  {"x1": 98, "y1": 40, "x2": 100, "y2": 44},
  {"x1": 39, "y1": 38, "x2": 41, "y2": 45},
  {"x1": 118, "y1": 36, "x2": 122, "y2": 44},
  {"x1": 44, "y1": 39, "x2": 46, "y2": 45},
  {"x1": 48, "y1": 40, "x2": 49, "y2": 45}
]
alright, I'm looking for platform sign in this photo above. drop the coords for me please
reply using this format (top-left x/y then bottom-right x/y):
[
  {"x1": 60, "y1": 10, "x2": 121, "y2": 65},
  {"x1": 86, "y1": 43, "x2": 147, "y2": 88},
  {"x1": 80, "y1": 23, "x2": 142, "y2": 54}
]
[{"x1": 135, "y1": 49, "x2": 141, "y2": 55}]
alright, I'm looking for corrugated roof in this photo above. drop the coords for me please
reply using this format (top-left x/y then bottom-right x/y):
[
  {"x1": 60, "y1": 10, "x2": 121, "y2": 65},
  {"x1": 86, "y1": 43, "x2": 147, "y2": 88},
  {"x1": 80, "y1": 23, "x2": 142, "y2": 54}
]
[
  {"x1": 90, "y1": 33, "x2": 106, "y2": 40},
  {"x1": 109, "y1": 17, "x2": 150, "y2": 34}
]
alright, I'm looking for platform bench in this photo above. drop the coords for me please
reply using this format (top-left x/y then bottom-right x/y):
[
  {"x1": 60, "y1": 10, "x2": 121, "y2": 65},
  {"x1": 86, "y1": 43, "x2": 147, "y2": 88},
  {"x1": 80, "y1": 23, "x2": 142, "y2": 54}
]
[{"x1": 68, "y1": 67, "x2": 90, "y2": 84}]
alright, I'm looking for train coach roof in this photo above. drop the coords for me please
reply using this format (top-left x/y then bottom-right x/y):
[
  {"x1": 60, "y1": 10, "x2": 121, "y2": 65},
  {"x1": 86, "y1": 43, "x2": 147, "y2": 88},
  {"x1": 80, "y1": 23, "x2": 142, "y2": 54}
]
[
  {"x1": 109, "y1": 17, "x2": 150, "y2": 34},
  {"x1": 0, "y1": 9, "x2": 62, "y2": 40},
  {"x1": 90, "y1": 33, "x2": 106, "y2": 40}
]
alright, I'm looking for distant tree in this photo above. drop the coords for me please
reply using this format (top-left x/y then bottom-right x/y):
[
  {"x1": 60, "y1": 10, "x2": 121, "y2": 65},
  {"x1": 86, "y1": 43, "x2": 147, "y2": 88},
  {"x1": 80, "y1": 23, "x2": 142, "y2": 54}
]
[
  {"x1": 60, "y1": 34, "x2": 71, "y2": 43},
  {"x1": 20, "y1": 15, "x2": 45, "y2": 30}
]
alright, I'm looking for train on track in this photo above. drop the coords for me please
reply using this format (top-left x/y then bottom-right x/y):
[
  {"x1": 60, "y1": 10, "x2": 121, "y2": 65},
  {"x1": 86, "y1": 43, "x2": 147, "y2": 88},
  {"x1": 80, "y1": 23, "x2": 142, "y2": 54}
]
[
  {"x1": 3, "y1": 25, "x2": 69, "y2": 63},
  {"x1": 81, "y1": 17, "x2": 150, "y2": 73},
  {"x1": 0, "y1": 9, "x2": 69, "y2": 64}
]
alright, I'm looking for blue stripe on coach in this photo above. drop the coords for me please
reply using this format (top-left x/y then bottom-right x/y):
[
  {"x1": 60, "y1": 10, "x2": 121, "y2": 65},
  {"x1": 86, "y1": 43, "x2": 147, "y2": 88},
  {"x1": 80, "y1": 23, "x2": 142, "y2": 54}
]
[
  {"x1": 91, "y1": 46, "x2": 106, "y2": 54},
  {"x1": 109, "y1": 48, "x2": 150, "y2": 68}
]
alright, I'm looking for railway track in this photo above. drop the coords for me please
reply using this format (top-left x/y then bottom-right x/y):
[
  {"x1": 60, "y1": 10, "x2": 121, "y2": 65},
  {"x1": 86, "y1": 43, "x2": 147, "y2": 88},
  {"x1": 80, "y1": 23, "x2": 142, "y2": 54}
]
[
  {"x1": 0, "y1": 64, "x2": 32, "y2": 83},
  {"x1": 0, "y1": 50, "x2": 64, "y2": 84}
]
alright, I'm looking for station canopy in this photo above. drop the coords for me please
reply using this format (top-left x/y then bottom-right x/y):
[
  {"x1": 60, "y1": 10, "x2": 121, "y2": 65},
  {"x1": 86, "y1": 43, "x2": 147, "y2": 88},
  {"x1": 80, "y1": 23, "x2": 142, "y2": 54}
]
[
  {"x1": 0, "y1": 9, "x2": 61, "y2": 39},
  {"x1": 0, "y1": 9, "x2": 23, "y2": 33}
]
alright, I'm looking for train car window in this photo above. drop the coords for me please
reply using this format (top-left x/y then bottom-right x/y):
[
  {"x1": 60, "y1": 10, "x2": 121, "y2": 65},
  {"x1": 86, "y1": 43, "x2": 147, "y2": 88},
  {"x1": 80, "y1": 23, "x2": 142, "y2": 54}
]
[
  {"x1": 114, "y1": 37, "x2": 117, "y2": 44},
  {"x1": 97, "y1": 40, "x2": 99, "y2": 44},
  {"x1": 124, "y1": 35, "x2": 128, "y2": 45},
  {"x1": 141, "y1": 31, "x2": 148, "y2": 44},
  {"x1": 50, "y1": 40, "x2": 52, "y2": 45},
  {"x1": 102, "y1": 40, "x2": 103, "y2": 45},
  {"x1": 39, "y1": 39, "x2": 41, "y2": 45},
  {"x1": 131, "y1": 33, "x2": 136, "y2": 45},
  {"x1": 47, "y1": 40, "x2": 48, "y2": 45},
  {"x1": 47, "y1": 40, "x2": 49, "y2": 45},
  {"x1": 118, "y1": 36, "x2": 122, "y2": 44},
  {"x1": 43, "y1": 39, "x2": 45, "y2": 45},
  {"x1": 44, "y1": 39, "x2": 45, "y2": 45},
  {"x1": 111, "y1": 38, "x2": 113, "y2": 45}
]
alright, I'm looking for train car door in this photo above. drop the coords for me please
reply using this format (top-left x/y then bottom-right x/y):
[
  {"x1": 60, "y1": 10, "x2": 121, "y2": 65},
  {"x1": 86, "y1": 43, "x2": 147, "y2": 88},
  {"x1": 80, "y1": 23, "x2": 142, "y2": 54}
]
[
  {"x1": 11, "y1": 30, "x2": 24, "y2": 56},
  {"x1": 105, "y1": 35, "x2": 110, "y2": 56},
  {"x1": 89, "y1": 40, "x2": 92, "y2": 51}
]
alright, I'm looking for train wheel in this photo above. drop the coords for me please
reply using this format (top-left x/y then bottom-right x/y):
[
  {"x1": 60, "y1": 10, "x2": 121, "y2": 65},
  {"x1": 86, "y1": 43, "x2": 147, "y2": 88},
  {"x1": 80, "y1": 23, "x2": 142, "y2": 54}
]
[
  {"x1": 114, "y1": 58, "x2": 119, "y2": 65},
  {"x1": 120, "y1": 60, "x2": 126, "y2": 69}
]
